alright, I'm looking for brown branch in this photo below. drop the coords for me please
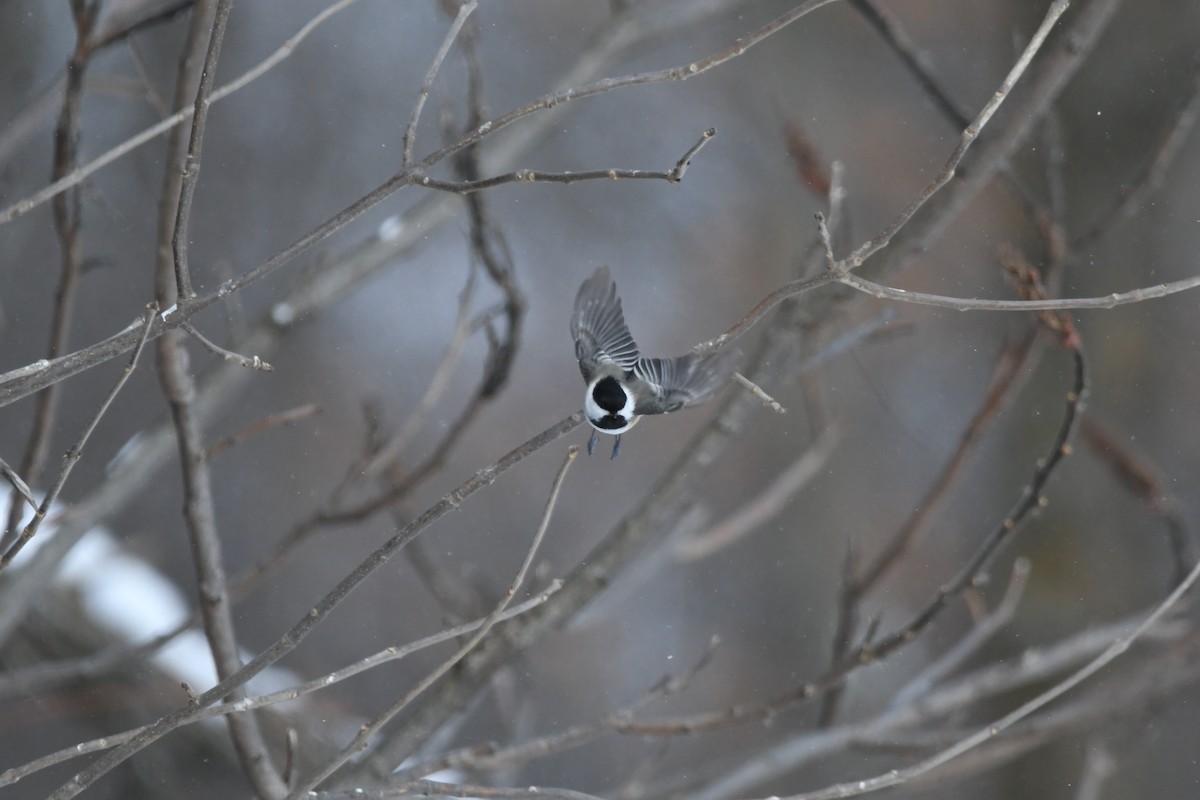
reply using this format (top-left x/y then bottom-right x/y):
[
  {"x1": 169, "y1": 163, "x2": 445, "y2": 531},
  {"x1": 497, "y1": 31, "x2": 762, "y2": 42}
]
[
  {"x1": 1081, "y1": 417, "x2": 1198, "y2": 585},
  {"x1": 205, "y1": 403, "x2": 319, "y2": 461},
  {"x1": 157, "y1": 329, "x2": 288, "y2": 799}
]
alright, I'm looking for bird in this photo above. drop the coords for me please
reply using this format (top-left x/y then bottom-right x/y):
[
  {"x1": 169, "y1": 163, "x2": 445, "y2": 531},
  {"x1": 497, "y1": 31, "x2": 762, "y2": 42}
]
[{"x1": 570, "y1": 266, "x2": 737, "y2": 459}]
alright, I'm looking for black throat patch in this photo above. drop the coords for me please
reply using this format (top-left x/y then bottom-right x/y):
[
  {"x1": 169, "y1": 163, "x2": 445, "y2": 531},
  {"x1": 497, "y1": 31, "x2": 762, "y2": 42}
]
[{"x1": 592, "y1": 375, "x2": 628, "y2": 414}]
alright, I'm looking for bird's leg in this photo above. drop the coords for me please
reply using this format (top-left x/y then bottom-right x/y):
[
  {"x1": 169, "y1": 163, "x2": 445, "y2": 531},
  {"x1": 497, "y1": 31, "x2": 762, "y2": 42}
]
[
  {"x1": 587, "y1": 429, "x2": 598, "y2": 457},
  {"x1": 611, "y1": 433, "x2": 622, "y2": 460}
]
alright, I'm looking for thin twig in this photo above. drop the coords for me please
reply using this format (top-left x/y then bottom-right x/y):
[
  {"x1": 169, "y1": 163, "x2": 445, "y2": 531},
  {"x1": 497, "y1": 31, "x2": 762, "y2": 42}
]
[
  {"x1": 171, "y1": 0, "x2": 234, "y2": 300},
  {"x1": 889, "y1": 558, "x2": 1032, "y2": 709},
  {"x1": 0, "y1": 457, "x2": 36, "y2": 512},
  {"x1": 390, "y1": 636, "x2": 720, "y2": 784},
  {"x1": 403, "y1": 0, "x2": 478, "y2": 168},
  {"x1": 206, "y1": 404, "x2": 319, "y2": 461},
  {"x1": 849, "y1": 0, "x2": 973, "y2": 128},
  {"x1": 775, "y1": 553, "x2": 1200, "y2": 799},
  {"x1": 0, "y1": 0, "x2": 742, "y2": 652},
  {"x1": 0, "y1": 0, "x2": 369, "y2": 226},
  {"x1": 617, "y1": 340, "x2": 1086, "y2": 738},
  {"x1": 0, "y1": 585, "x2": 559, "y2": 788},
  {"x1": 182, "y1": 320, "x2": 274, "y2": 371},
  {"x1": 0, "y1": 0, "x2": 1168, "y2": 415},
  {"x1": 324, "y1": 782, "x2": 605, "y2": 800},
  {"x1": 155, "y1": 2, "x2": 286, "y2": 795},
  {"x1": 2, "y1": 2, "x2": 96, "y2": 550},
  {"x1": 414, "y1": 146, "x2": 717, "y2": 193},
  {"x1": 48, "y1": 413, "x2": 583, "y2": 800},
  {"x1": 360, "y1": 265, "x2": 481, "y2": 477},
  {"x1": 673, "y1": 425, "x2": 840, "y2": 561},
  {"x1": 837, "y1": 269, "x2": 1200, "y2": 311},
  {"x1": 839, "y1": 0, "x2": 1070, "y2": 270},
  {"x1": 1074, "y1": 63, "x2": 1200, "y2": 249},
  {"x1": 0, "y1": 129, "x2": 723, "y2": 410},
  {"x1": 0, "y1": 305, "x2": 156, "y2": 570},
  {"x1": 1081, "y1": 417, "x2": 1197, "y2": 584},
  {"x1": 289, "y1": 446, "x2": 579, "y2": 796},
  {"x1": 0, "y1": 618, "x2": 191, "y2": 700},
  {"x1": 732, "y1": 371, "x2": 786, "y2": 414}
]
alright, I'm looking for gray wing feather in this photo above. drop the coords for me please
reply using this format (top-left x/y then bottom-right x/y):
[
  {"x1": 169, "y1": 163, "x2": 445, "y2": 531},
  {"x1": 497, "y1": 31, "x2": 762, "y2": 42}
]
[
  {"x1": 632, "y1": 349, "x2": 737, "y2": 415},
  {"x1": 571, "y1": 266, "x2": 639, "y2": 382}
]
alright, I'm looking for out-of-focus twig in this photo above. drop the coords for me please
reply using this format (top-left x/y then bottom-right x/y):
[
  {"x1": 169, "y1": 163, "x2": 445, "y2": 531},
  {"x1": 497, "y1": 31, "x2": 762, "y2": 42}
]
[
  {"x1": 674, "y1": 425, "x2": 840, "y2": 561},
  {"x1": 291, "y1": 447, "x2": 578, "y2": 796},
  {"x1": 0, "y1": 583, "x2": 560, "y2": 788},
  {"x1": 205, "y1": 404, "x2": 319, "y2": 461}
]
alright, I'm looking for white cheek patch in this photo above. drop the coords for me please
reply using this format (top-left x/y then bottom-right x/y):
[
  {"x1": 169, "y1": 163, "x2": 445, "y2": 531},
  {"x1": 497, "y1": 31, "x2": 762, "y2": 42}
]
[
  {"x1": 584, "y1": 382, "x2": 606, "y2": 423},
  {"x1": 619, "y1": 388, "x2": 636, "y2": 420}
]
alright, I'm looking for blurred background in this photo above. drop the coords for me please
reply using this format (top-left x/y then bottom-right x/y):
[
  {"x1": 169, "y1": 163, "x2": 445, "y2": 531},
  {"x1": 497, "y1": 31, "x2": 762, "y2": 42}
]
[{"x1": 1, "y1": 0, "x2": 1199, "y2": 797}]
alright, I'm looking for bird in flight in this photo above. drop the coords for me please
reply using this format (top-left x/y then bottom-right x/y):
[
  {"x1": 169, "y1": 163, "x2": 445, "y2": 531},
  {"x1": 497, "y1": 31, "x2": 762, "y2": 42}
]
[{"x1": 571, "y1": 266, "x2": 736, "y2": 459}]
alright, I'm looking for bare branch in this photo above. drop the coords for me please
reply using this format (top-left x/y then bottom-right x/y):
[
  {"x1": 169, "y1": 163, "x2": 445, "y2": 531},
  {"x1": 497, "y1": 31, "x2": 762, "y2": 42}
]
[
  {"x1": 205, "y1": 403, "x2": 319, "y2": 461},
  {"x1": 1, "y1": 3, "x2": 96, "y2": 550},
  {"x1": 840, "y1": 0, "x2": 1070, "y2": 270},
  {"x1": 403, "y1": 0, "x2": 478, "y2": 168},
  {"x1": 0, "y1": 457, "x2": 36, "y2": 512},
  {"x1": 0, "y1": 585, "x2": 559, "y2": 788},
  {"x1": 290, "y1": 446, "x2": 579, "y2": 795},
  {"x1": 673, "y1": 425, "x2": 840, "y2": 561},
  {"x1": 0, "y1": 0, "x2": 369, "y2": 226},
  {"x1": 837, "y1": 269, "x2": 1200, "y2": 311},
  {"x1": 0, "y1": 305, "x2": 156, "y2": 570},
  {"x1": 182, "y1": 320, "x2": 274, "y2": 371},
  {"x1": 415, "y1": 130, "x2": 716, "y2": 194},
  {"x1": 773, "y1": 554, "x2": 1200, "y2": 799},
  {"x1": 170, "y1": 0, "x2": 234, "y2": 300},
  {"x1": 1075, "y1": 63, "x2": 1200, "y2": 248},
  {"x1": 48, "y1": 413, "x2": 583, "y2": 799}
]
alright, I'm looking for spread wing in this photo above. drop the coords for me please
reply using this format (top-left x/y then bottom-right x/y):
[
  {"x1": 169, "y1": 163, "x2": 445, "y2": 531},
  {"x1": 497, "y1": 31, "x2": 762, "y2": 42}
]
[
  {"x1": 632, "y1": 348, "x2": 738, "y2": 416},
  {"x1": 571, "y1": 266, "x2": 639, "y2": 383}
]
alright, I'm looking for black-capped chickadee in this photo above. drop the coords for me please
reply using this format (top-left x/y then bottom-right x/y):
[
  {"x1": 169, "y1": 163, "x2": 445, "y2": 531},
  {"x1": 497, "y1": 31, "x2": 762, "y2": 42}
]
[{"x1": 571, "y1": 266, "x2": 737, "y2": 459}]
